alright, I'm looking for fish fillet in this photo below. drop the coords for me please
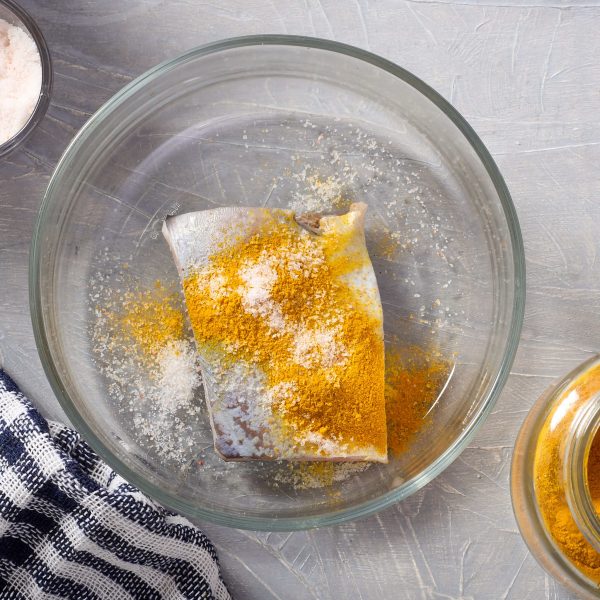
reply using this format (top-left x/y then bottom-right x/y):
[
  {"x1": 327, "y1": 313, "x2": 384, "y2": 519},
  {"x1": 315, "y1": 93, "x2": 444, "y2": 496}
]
[{"x1": 163, "y1": 203, "x2": 387, "y2": 462}]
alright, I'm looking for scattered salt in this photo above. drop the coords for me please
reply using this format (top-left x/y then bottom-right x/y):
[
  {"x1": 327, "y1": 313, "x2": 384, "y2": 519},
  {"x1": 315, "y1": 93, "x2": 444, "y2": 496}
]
[
  {"x1": 156, "y1": 340, "x2": 202, "y2": 408},
  {"x1": 293, "y1": 326, "x2": 348, "y2": 369},
  {"x1": 90, "y1": 277, "x2": 203, "y2": 465},
  {"x1": 238, "y1": 259, "x2": 286, "y2": 331},
  {"x1": 289, "y1": 172, "x2": 353, "y2": 213}
]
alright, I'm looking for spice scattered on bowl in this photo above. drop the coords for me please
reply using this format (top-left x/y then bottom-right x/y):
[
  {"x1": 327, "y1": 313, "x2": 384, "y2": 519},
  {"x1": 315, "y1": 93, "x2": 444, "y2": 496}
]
[
  {"x1": 92, "y1": 281, "x2": 204, "y2": 462},
  {"x1": 89, "y1": 156, "x2": 456, "y2": 488},
  {"x1": 0, "y1": 17, "x2": 42, "y2": 144},
  {"x1": 385, "y1": 346, "x2": 451, "y2": 457},
  {"x1": 92, "y1": 277, "x2": 450, "y2": 488}
]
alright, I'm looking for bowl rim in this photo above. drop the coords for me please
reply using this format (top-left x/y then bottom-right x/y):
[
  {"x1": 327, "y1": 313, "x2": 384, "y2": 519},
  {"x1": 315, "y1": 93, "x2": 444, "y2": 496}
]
[
  {"x1": 0, "y1": 0, "x2": 53, "y2": 157},
  {"x1": 30, "y1": 34, "x2": 526, "y2": 531}
]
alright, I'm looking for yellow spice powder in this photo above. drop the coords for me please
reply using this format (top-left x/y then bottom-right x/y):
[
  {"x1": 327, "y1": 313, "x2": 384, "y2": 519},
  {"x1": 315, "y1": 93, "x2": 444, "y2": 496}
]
[
  {"x1": 101, "y1": 282, "x2": 184, "y2": 364},
  {"x1": 385, "y1": 347, "x2": 450, "y2": 456},
  {"x1": 273, "y1": 348, "x2": 450, "y2": 488},
  {"x1": 97, "y1": 272, "x2": 449, "y2": 484}
]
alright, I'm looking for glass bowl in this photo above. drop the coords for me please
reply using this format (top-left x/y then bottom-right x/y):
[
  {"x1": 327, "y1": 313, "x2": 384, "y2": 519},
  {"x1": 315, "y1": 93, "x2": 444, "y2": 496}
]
[
  {"x1": 30, "y1": 36, "x2": 524, "y2": 530},
  {"x1": 0, "y1": 0, "x2": 52, "y2": 157}
]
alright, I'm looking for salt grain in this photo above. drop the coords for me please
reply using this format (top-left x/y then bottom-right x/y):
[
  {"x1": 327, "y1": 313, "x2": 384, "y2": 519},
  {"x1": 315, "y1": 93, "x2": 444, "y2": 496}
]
[
  {"x1": 238, "y1": 259, "x2": 286, "y2": 331},
  {"x1": 156, "y1": 340, "x2": 202, "y2": 408},
  {"x1": 293, "y1": 326, "x2": 348, "y2": 369}
]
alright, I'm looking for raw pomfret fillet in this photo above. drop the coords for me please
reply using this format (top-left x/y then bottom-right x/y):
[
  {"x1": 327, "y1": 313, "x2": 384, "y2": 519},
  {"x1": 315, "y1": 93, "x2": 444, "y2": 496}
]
[{"x1": 163, "y1": 202, "x2": 387, "y2": 462}]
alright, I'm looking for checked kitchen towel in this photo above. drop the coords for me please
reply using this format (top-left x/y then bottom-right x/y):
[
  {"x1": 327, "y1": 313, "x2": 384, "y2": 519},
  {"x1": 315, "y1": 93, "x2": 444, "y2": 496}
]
[{"x1": 0, "y1": 369, "x2": 231, "y2": 600}]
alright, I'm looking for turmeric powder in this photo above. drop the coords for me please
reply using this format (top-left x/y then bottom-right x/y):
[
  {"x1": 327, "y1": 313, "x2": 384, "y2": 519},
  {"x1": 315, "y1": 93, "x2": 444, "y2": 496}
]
[
  {"x1": 267, "y1": 346, "x2": 451, "y2": 488},
  {"x1": 181, "y1": 207, "x2": 387, "y2": 459},
  {"x1": 385, "y1": 347, "x2": 450, "y2": 456},
  {"x1": 95, "y1": 281, "x2": 185, "y2": 367},
  {"x1": 533, "y1": 363, "x2": 600, "y2": 583},
  {"x1": 120, "y1": 283, "x2": 184, "y2": 357}
]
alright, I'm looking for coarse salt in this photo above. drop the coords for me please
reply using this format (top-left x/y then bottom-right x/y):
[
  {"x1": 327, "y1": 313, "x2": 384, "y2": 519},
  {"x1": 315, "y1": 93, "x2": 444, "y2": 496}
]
[
  {"x1": 0, "y1": 18, "x2": 42, "y2": 144},
  {"x1": 155, "y1": 340, "x2": 202, "y2": 408},
  {"x1": 293, "y1": 326, "x2": 348, "y2": 369},
  {"x1": 238, "y1": 259, "x2": 286, "y2": 331},
  {"x1": 90, "y1": 280, "x2": 204, "y2": 464}
]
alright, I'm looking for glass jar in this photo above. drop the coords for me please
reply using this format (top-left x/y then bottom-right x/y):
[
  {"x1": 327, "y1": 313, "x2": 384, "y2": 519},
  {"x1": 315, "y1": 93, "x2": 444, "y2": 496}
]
[{"x1": 512, "y1": 355, "x2": 600, "y2": 597}]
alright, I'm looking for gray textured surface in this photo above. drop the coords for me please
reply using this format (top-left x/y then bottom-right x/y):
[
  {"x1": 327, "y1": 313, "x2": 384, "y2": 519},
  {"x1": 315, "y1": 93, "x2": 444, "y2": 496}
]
[{"x1": 0, "y1": 1, "x2": 598, "y2": 598}]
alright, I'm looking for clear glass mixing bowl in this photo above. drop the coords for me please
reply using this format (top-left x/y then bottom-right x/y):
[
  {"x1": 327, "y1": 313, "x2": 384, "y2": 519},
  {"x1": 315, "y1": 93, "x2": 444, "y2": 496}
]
[{"x1": 30, "y1": 36, "x2": 525, "y2": 530}]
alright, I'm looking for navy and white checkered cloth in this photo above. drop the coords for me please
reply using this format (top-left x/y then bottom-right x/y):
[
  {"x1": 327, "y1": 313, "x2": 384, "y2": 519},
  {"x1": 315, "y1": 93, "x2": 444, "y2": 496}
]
[{"x1": 0, "y1": 370, "x2": 231, "y2": 600}]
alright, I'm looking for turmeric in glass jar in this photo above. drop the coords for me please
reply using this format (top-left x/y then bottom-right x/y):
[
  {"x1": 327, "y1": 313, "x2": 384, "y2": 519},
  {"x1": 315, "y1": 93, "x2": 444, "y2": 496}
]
[{"x1": 533, "y1": 361, "x2": 600, "y2": 584}]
